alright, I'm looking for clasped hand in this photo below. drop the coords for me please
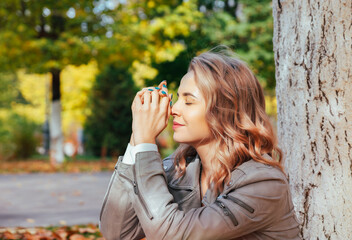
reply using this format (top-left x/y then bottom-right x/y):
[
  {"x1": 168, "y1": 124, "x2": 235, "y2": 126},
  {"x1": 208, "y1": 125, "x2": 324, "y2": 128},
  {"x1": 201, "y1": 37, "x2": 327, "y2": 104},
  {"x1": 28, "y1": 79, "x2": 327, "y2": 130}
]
[{"x1": 131, "y1": 81, "x2": 172, "y2": 145}]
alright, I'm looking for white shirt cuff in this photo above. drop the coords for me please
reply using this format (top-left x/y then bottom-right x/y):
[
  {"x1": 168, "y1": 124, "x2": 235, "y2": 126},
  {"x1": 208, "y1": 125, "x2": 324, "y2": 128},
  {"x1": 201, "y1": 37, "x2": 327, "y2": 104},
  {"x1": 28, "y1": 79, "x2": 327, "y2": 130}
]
[
  {"x1": 132, "y1": 143, "x2": 158, "y2": 160},
  {"x1": 122, "y1": 143, "x2": 158, "y2": 165},
  {"x1": 122, "y1": 143, "x2": 135, "y2": 165}
]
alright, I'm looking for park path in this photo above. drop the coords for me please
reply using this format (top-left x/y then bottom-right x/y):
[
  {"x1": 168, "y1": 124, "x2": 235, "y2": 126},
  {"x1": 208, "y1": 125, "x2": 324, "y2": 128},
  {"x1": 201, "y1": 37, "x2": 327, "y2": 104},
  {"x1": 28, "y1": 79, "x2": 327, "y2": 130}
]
[{"x1": 0, "y1": 171, "x2": 113, "y2": 227}]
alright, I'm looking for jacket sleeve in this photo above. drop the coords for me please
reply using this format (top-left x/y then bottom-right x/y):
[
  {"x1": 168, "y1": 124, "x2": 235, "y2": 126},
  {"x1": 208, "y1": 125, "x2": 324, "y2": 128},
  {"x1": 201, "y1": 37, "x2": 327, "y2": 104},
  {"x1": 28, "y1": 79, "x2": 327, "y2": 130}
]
[
  {"x1": 129, "y1": 151, "x2": 290, "y2": 240},
  {"x1": 99, "y1": 157, "x2": 145, "y2": 240}
]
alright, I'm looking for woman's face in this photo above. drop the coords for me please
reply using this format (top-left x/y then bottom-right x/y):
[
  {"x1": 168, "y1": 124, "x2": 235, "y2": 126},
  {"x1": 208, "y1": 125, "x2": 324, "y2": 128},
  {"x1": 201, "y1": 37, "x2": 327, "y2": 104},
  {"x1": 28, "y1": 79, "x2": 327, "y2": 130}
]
[{"x1": 171, "y1": 71, "x2": 213, "y2": 146}]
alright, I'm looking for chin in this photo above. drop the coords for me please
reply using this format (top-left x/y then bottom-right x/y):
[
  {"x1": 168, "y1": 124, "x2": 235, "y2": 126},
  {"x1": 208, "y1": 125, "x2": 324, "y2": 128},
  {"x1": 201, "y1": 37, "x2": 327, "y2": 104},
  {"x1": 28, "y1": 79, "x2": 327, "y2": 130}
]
[
  {"x1": 173, "y1": 134, "x2": 188, "y2": 144},
  {"x1": 173, "y1": 134, "x2": 182, "y2": 143},
  {"x1": 173, "y1": 134, "x2": 197, "y2": 146},
  {"x1": 174, "y1": 133, "x2": 214, "y2": 147}
]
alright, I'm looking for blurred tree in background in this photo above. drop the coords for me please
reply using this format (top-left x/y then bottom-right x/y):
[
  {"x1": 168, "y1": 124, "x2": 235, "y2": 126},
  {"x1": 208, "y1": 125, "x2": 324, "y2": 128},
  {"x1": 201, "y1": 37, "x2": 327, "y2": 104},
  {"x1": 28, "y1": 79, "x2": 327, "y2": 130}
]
[
  {"x1": 84, "y1": 66, "x2": 137, "y2": 157},
  {"x1": 84, "y1": 0, "x2": 203, "y2": 156},
  {"x1": 8, "y1": 114, "x2": 40, "y2": 159},
  {"x1": 0, "y1": 0, "x2": 108, "y2": 164},
  {"x1": 0, "y1": 64, "x2": 97, "y2": 160},
  {"x1": 0, "y1": 73, "x2": 19, "y2": 109},
  {"x1": 107, "y1": 0, "x2": 275, "y2": 91},
  {"x1": 0, "y1": 0, "x2": 277, "y2": 159},
  {"x1": 96, "y1": 0, "x2": 202, "y2": 86},
  {"x1": 0, "y1": 72, "x2": 41, "y2": 160},
  {"x1": 198, "y1": 0, "x2": 276, "y2": 90}
]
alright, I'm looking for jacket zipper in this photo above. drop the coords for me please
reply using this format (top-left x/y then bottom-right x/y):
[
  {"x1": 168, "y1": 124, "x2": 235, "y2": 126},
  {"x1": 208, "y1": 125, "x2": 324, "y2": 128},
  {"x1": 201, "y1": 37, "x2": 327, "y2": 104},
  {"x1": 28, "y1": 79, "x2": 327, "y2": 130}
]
[
  {"x1": 223, "y1": 195, "x2": 255, "y2": 213},
  {"x1": 119, "y1": 172, "x2": 139, "y2": 194},
  {"x1": 119, "y1": 167, "x2": 153, "y2": 219},
  {"x1": 215, "y1": 200, "x2": 239, "y2": 226},
  {"x1": 99, "y1": 170, "x2": 116, "y2": 220},
  {"x1": 133, "y1": 166, "x2": 153, "y2": 219}
]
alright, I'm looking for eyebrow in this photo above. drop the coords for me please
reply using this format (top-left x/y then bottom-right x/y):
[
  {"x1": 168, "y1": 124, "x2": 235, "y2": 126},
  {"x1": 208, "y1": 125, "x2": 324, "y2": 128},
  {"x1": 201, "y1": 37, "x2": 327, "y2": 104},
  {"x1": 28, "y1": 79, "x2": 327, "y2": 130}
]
[{"x1": 176, "y1": 92, "x2": 198, "y2": 99}]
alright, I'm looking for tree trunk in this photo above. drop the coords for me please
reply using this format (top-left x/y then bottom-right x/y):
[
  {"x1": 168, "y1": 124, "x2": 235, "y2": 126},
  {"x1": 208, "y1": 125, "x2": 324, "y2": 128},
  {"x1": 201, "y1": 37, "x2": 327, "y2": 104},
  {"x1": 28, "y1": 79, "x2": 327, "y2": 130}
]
[
  {"x1": 50, "y1": 69, "x2": 64, "y2": 165},
  {"x1": 273, "y1": 0, "x2": 352, "y2": 239}
]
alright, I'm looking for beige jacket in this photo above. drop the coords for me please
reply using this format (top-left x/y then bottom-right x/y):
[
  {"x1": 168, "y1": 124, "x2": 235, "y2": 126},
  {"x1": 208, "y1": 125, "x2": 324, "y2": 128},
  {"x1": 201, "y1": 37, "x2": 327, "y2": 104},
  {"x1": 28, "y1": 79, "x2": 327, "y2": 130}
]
[{"x1": 99, "y1": 151, "x2": 301, "y2": 240}]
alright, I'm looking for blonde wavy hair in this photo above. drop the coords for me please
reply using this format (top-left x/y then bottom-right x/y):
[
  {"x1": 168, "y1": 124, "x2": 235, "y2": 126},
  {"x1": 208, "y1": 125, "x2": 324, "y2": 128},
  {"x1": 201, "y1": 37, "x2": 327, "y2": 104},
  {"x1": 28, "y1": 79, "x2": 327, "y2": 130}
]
[{"x1": 174, "y1": 47, "x2": 283, "y2": 195}]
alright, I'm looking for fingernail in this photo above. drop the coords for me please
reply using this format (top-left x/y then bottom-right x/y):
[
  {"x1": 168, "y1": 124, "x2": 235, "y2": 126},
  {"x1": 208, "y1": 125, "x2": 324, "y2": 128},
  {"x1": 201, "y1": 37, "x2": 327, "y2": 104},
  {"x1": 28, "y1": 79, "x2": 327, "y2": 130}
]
[
  {"x1": 163, "y1": 84, "x2": 167, "y2": 88},
  {"x1": 170, "y1": 101, "x2": 172, "y2": 106},
  {"x1": 161, "y1": 90, "x2": 167, "y2": 95},
  {"x1": 148, "y1": 89, "x2": 153, "y2": 91},
  {"x1": 155, "y1": 87, "x2": 160, "y2": 90},
  {"x1": 171, "y1": 93, "x2": 173, "y2": 100}
]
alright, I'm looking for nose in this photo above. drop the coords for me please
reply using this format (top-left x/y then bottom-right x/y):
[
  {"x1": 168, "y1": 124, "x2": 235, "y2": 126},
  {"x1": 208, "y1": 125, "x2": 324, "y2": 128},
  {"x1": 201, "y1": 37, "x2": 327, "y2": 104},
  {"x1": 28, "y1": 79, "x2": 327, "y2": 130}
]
[{"x1": 171, "y1": 99, "x2": 180, "y2": 117}]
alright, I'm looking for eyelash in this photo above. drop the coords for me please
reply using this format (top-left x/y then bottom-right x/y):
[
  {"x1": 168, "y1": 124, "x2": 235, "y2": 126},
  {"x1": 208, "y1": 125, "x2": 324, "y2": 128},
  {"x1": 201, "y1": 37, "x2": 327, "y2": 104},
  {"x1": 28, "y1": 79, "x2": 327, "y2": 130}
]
[{"x1": 185, "y1": 102, "x2": 192, "y2": 105}]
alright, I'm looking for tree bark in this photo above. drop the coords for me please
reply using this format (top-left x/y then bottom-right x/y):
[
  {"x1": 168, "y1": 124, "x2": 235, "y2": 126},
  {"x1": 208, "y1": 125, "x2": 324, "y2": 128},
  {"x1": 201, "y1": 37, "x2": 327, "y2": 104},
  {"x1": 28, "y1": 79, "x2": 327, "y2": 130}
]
[
  {"x1": 273, "y1": 0, "x2": 352, "y2": 239},
  {"x1": 50, "y1": 69, "x2": 64, "y2": 165}
]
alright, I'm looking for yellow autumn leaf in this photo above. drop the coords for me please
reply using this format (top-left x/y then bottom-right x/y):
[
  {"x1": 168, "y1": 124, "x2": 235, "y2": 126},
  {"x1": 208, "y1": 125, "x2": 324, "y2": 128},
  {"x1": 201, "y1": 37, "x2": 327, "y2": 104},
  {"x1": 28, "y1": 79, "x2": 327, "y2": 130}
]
[{"x1": 131, "y1": 60, "x2": 158, "y2": 87}]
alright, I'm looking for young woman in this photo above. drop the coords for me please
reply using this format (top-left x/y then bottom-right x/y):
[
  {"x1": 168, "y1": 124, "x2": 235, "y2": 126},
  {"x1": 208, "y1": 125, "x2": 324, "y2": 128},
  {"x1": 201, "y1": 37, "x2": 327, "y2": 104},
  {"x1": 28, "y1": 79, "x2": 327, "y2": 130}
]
[{"x1": 99, "y1": 48, "x2": 301, "y2": 240}]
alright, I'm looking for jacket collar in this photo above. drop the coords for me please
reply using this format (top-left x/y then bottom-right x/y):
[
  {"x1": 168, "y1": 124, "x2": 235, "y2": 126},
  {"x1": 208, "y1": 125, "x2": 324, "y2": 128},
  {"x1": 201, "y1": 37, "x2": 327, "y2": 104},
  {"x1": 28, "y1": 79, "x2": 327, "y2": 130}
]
[
  {"x1": 168, "y1": 155, "x2": 219, "y2": 205},
  {"x1": 168, "y1": 154, "x2": 201, "y2": 191},
  {"x1": 168, "y1": 154, "x2": 268, "y2": 205}
]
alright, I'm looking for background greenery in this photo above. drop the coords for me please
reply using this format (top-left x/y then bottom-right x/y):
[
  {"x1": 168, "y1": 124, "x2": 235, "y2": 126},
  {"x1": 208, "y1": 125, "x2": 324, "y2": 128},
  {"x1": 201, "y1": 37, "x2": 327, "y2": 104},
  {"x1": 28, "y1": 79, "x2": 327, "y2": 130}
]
[{"x1": 0, "y1": 0, "x2": 276, "y2": 160}]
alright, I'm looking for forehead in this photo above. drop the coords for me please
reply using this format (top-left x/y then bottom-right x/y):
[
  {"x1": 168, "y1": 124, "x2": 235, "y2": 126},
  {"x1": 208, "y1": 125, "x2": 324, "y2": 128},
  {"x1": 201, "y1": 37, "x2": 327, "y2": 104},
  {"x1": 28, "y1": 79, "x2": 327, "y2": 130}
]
[{"x1": 179, "y1": 71, "x2": 198, "y2": 92}]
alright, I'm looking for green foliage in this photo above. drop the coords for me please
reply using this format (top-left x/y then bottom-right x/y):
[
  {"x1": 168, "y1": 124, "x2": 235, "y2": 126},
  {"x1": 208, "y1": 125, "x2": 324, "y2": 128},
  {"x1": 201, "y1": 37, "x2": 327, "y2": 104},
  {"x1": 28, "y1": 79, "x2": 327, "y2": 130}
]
[
  {"x1": 0, "y1": 0, "x2": 106, "y2": 73},
  {"x1": 234, "y1": 0, "x2": 276, "y2": 91},
  {"x1": 84, "y1": 66, "x2": 138, "y2": 157},
  {"x1": 111, "y1": 0, "x2": 276, "y2": 92},
  {"x1": 0, "y1": 0, "x2": 111, "y2": 162},
  {"x1": 0, "y1": 0, "x2": 278, "y2": 160},
  {"x1": 195, "y1": 0, "x2": 276, "y2": 91},
  {"x1": 0, "y1": 113, "x2": 40, "y2": 160},
  {"x1": 0, "y1": 0, "x2": 276, "y2": 86},
  {"x1": 83, "y1": 0, "x2": 277, "y2": 157},
  {"x1": 0, "y1": 117, "x2": 14, "y2": 160},
  {"x1": 11, "y1": 114, "x2": 40, "y2": 159},
  {"x1": 0, "y1": 72, "x2": 18, "y2": 108}
]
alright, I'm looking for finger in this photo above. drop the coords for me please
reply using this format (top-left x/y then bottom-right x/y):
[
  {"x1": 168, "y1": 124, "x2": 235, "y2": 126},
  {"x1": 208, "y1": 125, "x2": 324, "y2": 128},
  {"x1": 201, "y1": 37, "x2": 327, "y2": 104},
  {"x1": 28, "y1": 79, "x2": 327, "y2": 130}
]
[
  {"x1": 134, "y1": 92, "x2": 142, "y2": 109},
  {"x1": 150, "y1": 87, "x2": 162, "y2": 96},
  {"x1": 142, "y1": 90, "x2": 151, "y2": 108},
  {"x1": 169, "y1": 93, "x2": 173, "y2": 102},
  {"x1": 159, "y1": 94, "x2": 170, "y2": 115},
  {"x1": 165, "y1": 95, "x2": 172, "y2": 125},
  {"x1": 168, "y1": 94, "x2": 172, "y2": 111},
  {"x1": 155, "y1": 81, "x2": 168, "y2": 101},
  {"x1": 151, "y1": 88, "x2": 159, "y2": 107},
  {"x1": 137, "y1": 88, "x2": 148, "y2": 95},
  {"x1": 166, "y1": 106, "x2": 171, "y2": 125},
  {"x1": 141, "y1": 87, "x2": 159, "y2": 104},
  {"x1": 159, "y1": 80, "x2": 168, "y2": 93},
  {"x1": 134, "y1": 90, "x2": 145, "y2": 104},
  {"x1": 160, "y1": 89, "x2": 168, "y2": 98},
  {"x1": 162, "y1": 84, "x2": 168, "y2": 94},
  {"x1": 137, "y1": 88, "x2": 148, "y2": 104},
  {"x1": 169, "y1": 93, "x2": 173, "y2": 107},
  {"x1": 158, "y1": 80, "x2": 167, "y2": 89},
  {"x1": 163, "y1": 92, "x2": 172, "y2": 104}
]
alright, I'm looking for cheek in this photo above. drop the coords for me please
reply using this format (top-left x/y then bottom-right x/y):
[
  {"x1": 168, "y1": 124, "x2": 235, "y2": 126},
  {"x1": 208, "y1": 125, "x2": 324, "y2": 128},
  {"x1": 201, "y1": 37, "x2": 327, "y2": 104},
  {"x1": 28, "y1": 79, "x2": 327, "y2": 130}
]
[
  {"x1": 187, "y1": 111, "x2": 211, "y2": 136},
  {"x1": 173, "y1": 106, "x2": 212, "y2": 143}
]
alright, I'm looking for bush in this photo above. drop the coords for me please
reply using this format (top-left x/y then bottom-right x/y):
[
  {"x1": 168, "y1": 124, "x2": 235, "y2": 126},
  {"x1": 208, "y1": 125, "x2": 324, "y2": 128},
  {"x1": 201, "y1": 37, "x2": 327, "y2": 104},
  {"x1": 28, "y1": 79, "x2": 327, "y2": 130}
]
[
  {"x1": 0, "y1": 118, "x2": 15, "y2": 161},
  {"x1": 0, "y1": 113, "x2": 40, "y2": 160},
  {"x1": 84, "y1": 65, "x2": 138, "y2": 157}
]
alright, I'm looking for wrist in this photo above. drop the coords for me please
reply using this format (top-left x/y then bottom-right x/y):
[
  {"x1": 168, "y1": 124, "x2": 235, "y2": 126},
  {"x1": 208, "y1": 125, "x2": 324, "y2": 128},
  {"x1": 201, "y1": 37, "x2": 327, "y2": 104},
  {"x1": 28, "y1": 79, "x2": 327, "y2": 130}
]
[
  {"x1": 133, "y1": 136, "x2": 156, "y2": 145},
  {"x1": 130, "y1": 133, "x2": 135, "y2": 146}
]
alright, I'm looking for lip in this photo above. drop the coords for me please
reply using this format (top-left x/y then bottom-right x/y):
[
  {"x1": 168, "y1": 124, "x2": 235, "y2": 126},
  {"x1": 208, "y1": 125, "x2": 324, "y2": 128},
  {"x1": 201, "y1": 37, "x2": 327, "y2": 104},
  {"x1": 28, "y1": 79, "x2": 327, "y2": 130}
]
[{"x1": 173, "y1": 121, "x2": 185, "y2": 130}]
